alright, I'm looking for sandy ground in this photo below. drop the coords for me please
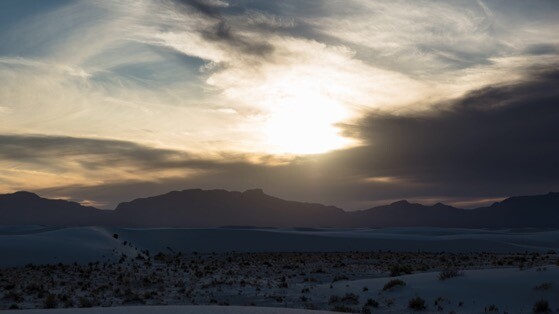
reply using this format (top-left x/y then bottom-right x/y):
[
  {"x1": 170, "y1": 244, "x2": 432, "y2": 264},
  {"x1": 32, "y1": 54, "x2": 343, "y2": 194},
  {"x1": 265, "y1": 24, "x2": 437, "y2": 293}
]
[
  {"x1": 0, "y1": 305, "x2": 330, "y2": 313},
  {"x1": 1, "y1": 226, "x2": 558, "y2": 313},
  {"x1": 1, "y1": 251, "x2": 558, "y2": 312},
  {"x1": 324, "y1": 265, "x2": 559, "y2": 313},
  {"x1": 1, "y1": 267, "x2": 558, "y2": 312},
  {"x1": 1, "y1": 226, "x2": 559, "y2": 267}
]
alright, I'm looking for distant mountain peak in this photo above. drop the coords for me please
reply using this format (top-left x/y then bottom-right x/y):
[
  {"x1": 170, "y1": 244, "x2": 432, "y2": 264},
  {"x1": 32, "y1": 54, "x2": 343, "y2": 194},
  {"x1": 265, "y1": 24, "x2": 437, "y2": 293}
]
[
  {"x1": 390, "y1": 200, "x2": 410, "y2": 206},
  {"x1": 113, "y1": 188, "x2": 347, "y2": 228},
  {"x1": 244, "y1": 188, "x2": 265, "y2": 195},
  {"x1": 0, "y1": 190, "x2": 106, "y2": 226},
  {"x1": 11, "y1": 191, "x2": 40, "y2": 199},
  {"x1": 1, "y1": 189, "x2": 558, "y2": 228},
  {"x1": 489, "y1": 191, "x2": 559, "y2": 209}
]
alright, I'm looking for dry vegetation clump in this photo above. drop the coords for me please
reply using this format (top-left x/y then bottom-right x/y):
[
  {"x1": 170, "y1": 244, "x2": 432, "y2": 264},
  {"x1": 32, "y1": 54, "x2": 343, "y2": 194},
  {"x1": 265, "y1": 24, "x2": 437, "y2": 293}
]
[
  {"x1": 438, "y1": 268, "x2": 464, "y2": 280},
  {"x1": 43, "y1": 294, "x2": 57, "y2": 309},
  {"x1": 365, "y1": 298, "x2": 379, "y2": 308},
  {"x1": 78, "y1": 297, "x2": 94, "y2": 308},
  {"x1": 360, "y1": 298, "x2": 379, "y2": 314},
  {"x1": 382, "y1": 279, "x2": 406, "y2": 291},
  {"x1": 408, "y1": 297, "x2": 427, "y2": 310},
  {"x1": 485, "y1": 304, "x2": 499, "y2": 312},
  {"x1": 390, "y1": 264, "x2": 413, "y2": 276},
  {"x1": 328, "y1": 292, "x2": 359, "y2": 313},
  {"x1": 533, "y1": 299, "x2": 550, "y2": 313},
  {"x1": 534, "y1": 282, "x2": 552, "y2": 291},
  {"x1": 0, "y1": 251, "x2": 556, "y2": 311},
  {"x1": 330, "y1": 304, "x2": 358, "y2": 313},
  {"x1": 340, "y1": 293, "x2": 359, "y2": 305}
]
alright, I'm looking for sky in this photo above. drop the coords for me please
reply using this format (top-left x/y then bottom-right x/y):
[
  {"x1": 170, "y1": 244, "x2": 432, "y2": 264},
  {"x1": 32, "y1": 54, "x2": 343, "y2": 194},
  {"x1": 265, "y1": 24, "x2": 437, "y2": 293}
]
[{"x1": 0, "y1": 0, "x2": 558, "y2": 210}]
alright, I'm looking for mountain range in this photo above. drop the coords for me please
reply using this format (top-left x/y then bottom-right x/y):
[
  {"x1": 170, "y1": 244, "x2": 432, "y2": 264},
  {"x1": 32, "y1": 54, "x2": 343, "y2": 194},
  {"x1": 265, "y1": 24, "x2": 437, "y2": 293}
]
[{"x1": 1, "y1": 189, "x2": 558, "y2": 228}]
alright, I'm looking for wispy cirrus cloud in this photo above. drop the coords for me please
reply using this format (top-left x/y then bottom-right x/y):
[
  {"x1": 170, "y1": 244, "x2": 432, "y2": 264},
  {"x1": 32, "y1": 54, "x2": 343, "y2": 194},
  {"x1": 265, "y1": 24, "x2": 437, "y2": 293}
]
[
  {"x1": 1, "y1": 0, "x2": 559, "y2": 207},
  {"x1": 2, "y1": 0, "x2": 558, "y2": 154}
]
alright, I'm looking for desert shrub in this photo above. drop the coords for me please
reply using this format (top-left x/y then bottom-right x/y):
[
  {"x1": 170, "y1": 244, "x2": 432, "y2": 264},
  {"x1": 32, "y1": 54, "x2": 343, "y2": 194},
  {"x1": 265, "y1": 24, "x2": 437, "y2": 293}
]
[
  {"x1": 408, "y1": 297, "x2": 427, "y2": 310},
  {"x1": 438, "y1": 268, "x2": 464, "y2": 280},
  {"x1": 25, "y1": 282, "x2": 44, "y2": 294},
  {"x1": 485, "y1": 304, "x2": 499, "y2": 312},
  {"x1": 329, "y1": 295, "x2": 341, "y2": 304},
  {"x1": 382, "y1": 279, "x2": 406, "y2": 291},
  {"x1": 328, "y1": 293, "x2": 359, "y2": 306},
  {"x1": 8, "y1": 304, "x2": 19, "y2": 310},
  {"x1": 341, "y1": 293, "x2": 359, "y2": 305},
  {"x1": 434, "y1": 296, "x2": 445, "y2": 305},
  {"x1": 78, "y1": 297, "x2": 94, "y2": 308},
  {"x1": 123, "y1": 290, "x2": 146, "y2": 304},
  {"x1": 4, "y1": 291, "x2": 23, "y2": 302},
  {"x1": 533, "y1": 299, "x2": 550, "y2": 313},
  {"x1": 390, "y1": 264, "x2": 413, "y2": 276},
  {"x1": 365, "y1": 298, "x2": 379, "y2": 308},
  {"x1": 416, "y1": 264, "x2": 430, "y2": 271},
  {"x1": 534, "y1": 282, "x2": 552, "y2": 291},
  {"x1": 332, "y1": 275, "x2": 349, "y2": 282},
  {"x1": 331, "y1": 305, "x2": 358, "y2": 313},
  {"x1": 44, "y1": 294, "x2": 58, "y2": 309},
  {"x1": 63, "y1": 298, "x2": 74, "y2": 308},
  {"x1": 434, "y1": 296, "x2": 446, "y2": 310}
]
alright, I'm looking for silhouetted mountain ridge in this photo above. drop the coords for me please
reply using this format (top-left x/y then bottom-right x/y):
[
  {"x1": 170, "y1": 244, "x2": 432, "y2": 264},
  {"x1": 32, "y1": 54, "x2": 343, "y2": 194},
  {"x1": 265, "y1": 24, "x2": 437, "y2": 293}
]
[
  {"x1": 1, "y1": 189, "x2": 558, "y2": 228},
  {"x1": 113, "y1": 188, "x2": 348, "y2": 227},
  {"x1": 351, "y1": 199, "x2": 466, "y2": 227},
  {"x1": 0, "y1": 191, "x2": 109, "y2": 225},
  {"x1": 473, "y1": 192, "x2": 559, "y2": 227}
]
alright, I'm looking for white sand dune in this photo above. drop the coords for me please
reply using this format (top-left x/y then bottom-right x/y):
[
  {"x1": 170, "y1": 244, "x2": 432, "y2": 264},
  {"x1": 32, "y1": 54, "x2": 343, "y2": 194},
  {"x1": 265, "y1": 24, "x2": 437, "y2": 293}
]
[
  {"x1": 2, "y1": 267, "x2": 557, "y2": 313},
  {"x1": 0, "y1": 226, "x2": 136, "y2": 267},
  {"x1": 1, "y1": 225, "x2": 559, "y2": 267},
  {"x1": 319, "y1": 265, "x2": 559, "y2": 313}
]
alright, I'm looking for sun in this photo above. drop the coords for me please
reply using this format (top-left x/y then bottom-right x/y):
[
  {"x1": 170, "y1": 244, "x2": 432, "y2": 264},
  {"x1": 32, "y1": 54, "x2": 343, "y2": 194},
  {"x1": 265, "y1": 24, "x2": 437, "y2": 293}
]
[{"x1": 263, "y1": 90, "x2": 355, "y2": 155}]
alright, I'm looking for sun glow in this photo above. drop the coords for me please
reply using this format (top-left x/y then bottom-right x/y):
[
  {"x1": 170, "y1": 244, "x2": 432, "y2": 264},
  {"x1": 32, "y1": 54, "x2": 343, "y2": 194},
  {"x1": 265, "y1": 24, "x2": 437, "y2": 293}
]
[{"x1": 264, "y1": 90, "x2": 355, "y2": 155}]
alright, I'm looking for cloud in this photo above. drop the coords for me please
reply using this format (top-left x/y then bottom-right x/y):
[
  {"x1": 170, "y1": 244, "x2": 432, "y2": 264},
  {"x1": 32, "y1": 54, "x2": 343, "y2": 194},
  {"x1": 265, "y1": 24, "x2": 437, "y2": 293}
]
[
  {"x1": 0, "y1": 135, "x2": 188, "y2": 168},
  {"x1": 3, "y1": 67, "x2": 557, "y2": 210},
  {"x1": 175, "y1": 0, "x2": 229, "y2": 18},
  {"x1": 0, "y1": 134, "x2": 297, "y2": 206},
  {"x1": 330, "y1": 67, "x2": 559, "y2": 202},
  {"x1": 524, "y1": 44, "x2": 559, "y2": 56},
  {"x1": 303, "y1": 0, "x2": 559, "y2": 77},
  {"x1": 2, "y1": 0, "x2": 559, "y2": 208},
  {"x1": 0, "y1": 134, "x2": 223, "y2": 199},
  {"x1": 174, "y1": 0, "x2": 275, "y2": 57},
  {"x1": 2, "y1": 0, "x2": 558, "y2": 157}
]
